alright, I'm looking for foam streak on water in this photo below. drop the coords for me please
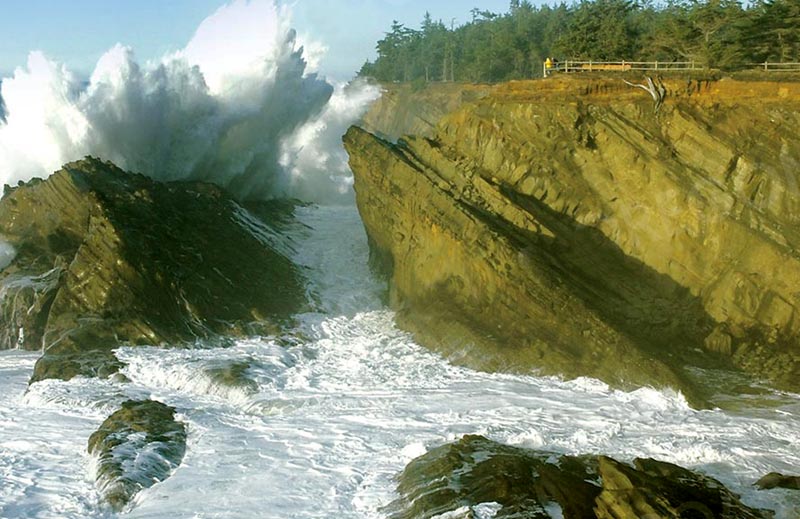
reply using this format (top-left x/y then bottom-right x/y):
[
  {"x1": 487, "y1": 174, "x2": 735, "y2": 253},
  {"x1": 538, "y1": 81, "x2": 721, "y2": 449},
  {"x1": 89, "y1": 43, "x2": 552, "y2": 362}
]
[{"x1": 0, "y1": 206, "x2": 799, "y2": 518}]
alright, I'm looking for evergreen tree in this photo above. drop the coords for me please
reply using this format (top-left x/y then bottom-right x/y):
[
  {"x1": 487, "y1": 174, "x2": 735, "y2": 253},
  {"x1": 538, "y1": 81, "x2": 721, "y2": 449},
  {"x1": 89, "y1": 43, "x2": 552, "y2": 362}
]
[{"x1": 357, "y1": 0, "x2": 793, "y2": 83}]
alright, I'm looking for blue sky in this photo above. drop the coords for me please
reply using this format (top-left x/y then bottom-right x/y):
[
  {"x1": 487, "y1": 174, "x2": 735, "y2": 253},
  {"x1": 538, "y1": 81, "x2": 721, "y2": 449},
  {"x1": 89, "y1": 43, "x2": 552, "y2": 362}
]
[{"x1": 0, "y1": 0, "x2": 514, "y2": 81}]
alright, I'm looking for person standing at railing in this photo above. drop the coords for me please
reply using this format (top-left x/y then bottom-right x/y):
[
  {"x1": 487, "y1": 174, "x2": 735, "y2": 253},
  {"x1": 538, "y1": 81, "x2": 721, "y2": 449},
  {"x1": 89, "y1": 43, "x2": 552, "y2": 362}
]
[{"x1": 545, "y1": 57, "x2": 553, "y2": 77}]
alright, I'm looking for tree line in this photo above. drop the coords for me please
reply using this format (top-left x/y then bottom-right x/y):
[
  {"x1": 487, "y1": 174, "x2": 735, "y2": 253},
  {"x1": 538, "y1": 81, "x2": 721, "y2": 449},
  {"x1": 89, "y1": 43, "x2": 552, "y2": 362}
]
[{"x1": 358, "y1": 0, "x2": 800, "y2": 83}]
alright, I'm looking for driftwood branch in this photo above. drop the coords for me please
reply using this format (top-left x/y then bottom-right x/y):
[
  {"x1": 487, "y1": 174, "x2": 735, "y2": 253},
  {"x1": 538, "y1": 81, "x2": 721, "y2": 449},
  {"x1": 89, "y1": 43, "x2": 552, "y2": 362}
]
[{"x1": 623, "y1": 76, "x2": 667, "y2": 113}]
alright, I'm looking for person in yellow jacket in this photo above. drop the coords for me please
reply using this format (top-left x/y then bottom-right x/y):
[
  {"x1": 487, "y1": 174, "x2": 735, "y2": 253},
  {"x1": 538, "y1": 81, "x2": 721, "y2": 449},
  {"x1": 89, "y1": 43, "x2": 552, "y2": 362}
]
[{"x1": 544, "y1": 57, "x2": 553, "y2": 77}]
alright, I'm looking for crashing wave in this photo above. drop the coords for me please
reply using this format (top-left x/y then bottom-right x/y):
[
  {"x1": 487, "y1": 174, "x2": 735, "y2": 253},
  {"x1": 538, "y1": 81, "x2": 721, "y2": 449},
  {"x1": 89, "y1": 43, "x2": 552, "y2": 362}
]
[{"x1": 0, "y1": 0, "x2": 378, "y2": 202}]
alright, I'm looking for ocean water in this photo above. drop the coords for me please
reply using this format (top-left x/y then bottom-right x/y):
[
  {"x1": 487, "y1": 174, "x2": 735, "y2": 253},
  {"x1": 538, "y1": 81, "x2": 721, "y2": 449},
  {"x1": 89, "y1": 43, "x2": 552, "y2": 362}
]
[{"x1": 0, "y1": 205, "x2": 798, "y2": 519}]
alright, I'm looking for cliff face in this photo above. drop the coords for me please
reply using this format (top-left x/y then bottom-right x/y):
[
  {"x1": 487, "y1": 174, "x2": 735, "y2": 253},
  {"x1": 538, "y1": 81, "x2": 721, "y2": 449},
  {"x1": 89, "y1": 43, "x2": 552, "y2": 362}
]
[
  {"x1": 344, "y1": 77, "x2": 800, "y2": 404},
  {"x1": 0, "y1": 158, "x2": 306, "y2": 383},
  {"x1": 360, "y1": 82, "x2": 489, "y2": 141}
]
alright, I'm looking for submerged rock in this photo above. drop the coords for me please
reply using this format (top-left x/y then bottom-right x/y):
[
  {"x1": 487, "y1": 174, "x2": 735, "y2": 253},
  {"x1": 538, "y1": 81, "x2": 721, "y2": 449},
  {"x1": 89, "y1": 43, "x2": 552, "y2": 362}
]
[
  {"x1": 0, "y1": 157, "x2": 307, "y2": 383},
  {"x1": 204, "y1": 359, "x2": 259, "y2": 396},
  {"x1": 345, "y1": 78, "x2": 800, "y2": 406},
  {"x1": 387, "y1": 435, "x2": 771, "y2": 519},
  {"x1": 88, "y1": 399, "x2": 186, "y2": 511},
  {"x1": 756, "y1": 472, "x2": 800, "y2": 491}
]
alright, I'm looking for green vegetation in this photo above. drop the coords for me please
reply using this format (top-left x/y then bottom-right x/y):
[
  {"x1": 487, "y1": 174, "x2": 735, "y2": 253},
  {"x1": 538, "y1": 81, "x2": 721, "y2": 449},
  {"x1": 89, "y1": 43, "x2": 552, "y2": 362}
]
[{"x1": 359, "y1": 0, "x2": 800, "y2": 82}]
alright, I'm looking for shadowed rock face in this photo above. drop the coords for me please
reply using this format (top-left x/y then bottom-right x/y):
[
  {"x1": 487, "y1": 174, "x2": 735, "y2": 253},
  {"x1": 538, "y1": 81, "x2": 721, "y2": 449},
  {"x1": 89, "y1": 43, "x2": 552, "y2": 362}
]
[
  {"x1": 387, "y1": 435, "x2": 771, "y2": 519},
  {"x1": 88, "y1": 400, "x2": 186, "y2": 512},
  {"x1": 0, "y1": 157, "x2": 307, "y2": 383},
  {"x1": 344, "y1": 78, "x2": 800, "y2": 406}
]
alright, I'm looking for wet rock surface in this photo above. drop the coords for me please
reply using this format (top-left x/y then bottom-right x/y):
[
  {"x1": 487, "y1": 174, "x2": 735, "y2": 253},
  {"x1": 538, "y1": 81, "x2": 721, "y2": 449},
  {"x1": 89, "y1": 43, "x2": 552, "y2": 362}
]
[
  {"x1": 387, "y1": 435, "x2": 771, "y2": 519},
  {"x1": 0, "y1": 157, "x2": 307, "y2": 383},
  {"x1": 87, "y1": 399, "x2": 186, "y2": 511},
  {"x1": 345, "y1": 78, "x2": 800, "y2": 406},
  {"x1": 756, "y1": 472, "x2": 800, "y2": 491}
]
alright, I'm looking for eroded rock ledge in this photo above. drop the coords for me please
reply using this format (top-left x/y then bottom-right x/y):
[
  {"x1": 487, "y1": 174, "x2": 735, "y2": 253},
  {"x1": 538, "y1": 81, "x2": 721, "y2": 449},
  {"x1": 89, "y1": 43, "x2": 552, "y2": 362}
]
[
  {"x1": 387, "y1": 435, "x2": 770, "y2": 519},
  {"x1": 0, "y1": 157, "x2": 307, "y2": 383},
  {"x1": 344, "y1": 78, "x2": 800, "y2": 406}
]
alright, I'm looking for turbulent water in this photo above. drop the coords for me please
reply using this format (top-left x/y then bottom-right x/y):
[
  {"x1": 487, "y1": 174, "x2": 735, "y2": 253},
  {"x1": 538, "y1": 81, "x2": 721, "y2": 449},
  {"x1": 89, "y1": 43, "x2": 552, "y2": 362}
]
[
  {"x1": 1, "y1": 1, "x2": 799, "y2": 517},
  {"x1": 0, "y1": 205, "x2": 798, "y2": 518}
]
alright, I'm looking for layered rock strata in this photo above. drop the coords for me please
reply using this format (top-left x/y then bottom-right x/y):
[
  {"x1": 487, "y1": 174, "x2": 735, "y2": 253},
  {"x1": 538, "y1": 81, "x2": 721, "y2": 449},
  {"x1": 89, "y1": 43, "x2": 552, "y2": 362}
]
[{"x1": 345, "y1": 78, "x2": 800, "y2": 404}]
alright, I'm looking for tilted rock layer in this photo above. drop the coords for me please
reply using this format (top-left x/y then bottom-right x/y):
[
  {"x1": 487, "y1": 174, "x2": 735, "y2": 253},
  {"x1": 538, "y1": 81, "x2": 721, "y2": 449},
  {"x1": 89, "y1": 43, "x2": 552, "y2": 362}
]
[
  {"x1": 0, "y1": 158, "x2": 306, "y2": 382},
  {"x1": 344, "y1": 78, "x2": 800, "y2": 404}
]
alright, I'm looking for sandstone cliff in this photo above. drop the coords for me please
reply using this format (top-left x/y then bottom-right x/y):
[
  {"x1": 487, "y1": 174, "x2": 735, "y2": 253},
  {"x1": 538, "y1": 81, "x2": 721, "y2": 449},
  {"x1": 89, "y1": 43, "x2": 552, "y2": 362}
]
[
  {"x1": 344, "y1": 77, "x2": 800, "y2": 405},
  {"x1": 360, "y1": 82, "x2": 489, "y2": 142},
  {"x1": 0, "y1": 158, "x2": 307, "y2": 383}
]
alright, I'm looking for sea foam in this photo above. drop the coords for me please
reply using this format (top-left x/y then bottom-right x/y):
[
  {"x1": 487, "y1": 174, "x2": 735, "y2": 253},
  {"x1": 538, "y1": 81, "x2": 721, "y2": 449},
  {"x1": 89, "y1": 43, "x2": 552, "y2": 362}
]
[
  {"x1": 0, "y1": 240, "x2": 14, "y2": 270},
  {"x1": 0, "y1": 0, "x2": 378, "y2": 203}
]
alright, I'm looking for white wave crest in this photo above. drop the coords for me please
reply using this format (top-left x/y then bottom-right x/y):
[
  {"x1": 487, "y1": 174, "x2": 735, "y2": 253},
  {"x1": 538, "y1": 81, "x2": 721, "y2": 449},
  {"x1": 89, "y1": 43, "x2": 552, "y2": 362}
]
[{"x1": 0, "y1": 0, "x2": 377, "y2": 202}]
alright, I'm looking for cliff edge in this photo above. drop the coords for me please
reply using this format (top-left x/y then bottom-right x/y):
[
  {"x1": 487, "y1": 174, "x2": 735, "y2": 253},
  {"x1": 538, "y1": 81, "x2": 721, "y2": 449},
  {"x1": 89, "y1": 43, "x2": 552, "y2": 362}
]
[{"x1": 344, "y1": 77, "x2": 800, "y2": 406}]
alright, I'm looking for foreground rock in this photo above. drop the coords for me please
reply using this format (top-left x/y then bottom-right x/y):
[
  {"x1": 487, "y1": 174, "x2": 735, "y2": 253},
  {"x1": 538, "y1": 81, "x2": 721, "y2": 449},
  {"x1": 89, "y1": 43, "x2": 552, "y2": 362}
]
[
  {"x1": 0, "y1": 157, "x2": 306, "y2": 383},
  {"x1": 88, "y1": 400, "x2": 186, "y2": 511},
  {"x1": 387, "y1": 435, "x2": 770, "y2": 519},
  {"x1": 345, "y1": 78, "x2": 800, "y2": 405}
]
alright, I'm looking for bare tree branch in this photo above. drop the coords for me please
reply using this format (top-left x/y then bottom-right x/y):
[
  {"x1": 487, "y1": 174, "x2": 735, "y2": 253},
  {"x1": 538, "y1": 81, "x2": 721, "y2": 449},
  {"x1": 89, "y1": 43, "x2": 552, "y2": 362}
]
[{"x1": 623, "y1": 76, "x2": 667, "y2": 113}]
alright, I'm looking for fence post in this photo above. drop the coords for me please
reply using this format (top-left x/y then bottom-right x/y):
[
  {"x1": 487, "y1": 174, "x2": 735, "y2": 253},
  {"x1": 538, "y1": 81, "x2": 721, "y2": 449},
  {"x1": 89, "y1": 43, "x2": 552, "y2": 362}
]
[
  {"x1": 764, "y1": 61, "x2": 768, "y2": 71},
  {"x1": 655, "y1": 60, "x2": 658, "y2": 70},
  {"x1": 589, "y1": 60, "x2": 593, "y2": 72}
]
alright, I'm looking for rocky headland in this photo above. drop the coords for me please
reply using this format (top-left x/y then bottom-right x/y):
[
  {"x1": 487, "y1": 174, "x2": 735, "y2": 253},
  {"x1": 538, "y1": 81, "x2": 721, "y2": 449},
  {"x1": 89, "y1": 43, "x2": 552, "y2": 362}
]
[{"x1": 345, "y1": 77, "x2": 800, "y2": 407}]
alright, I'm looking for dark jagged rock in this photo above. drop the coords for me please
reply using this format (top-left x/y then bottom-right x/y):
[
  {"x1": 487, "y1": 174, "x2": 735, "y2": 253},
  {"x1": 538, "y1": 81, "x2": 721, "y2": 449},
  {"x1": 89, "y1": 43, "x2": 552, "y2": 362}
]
[
  {"x1": 88, "y1": 400, "x2": 186, "y2": 511},
  {"x1": 756, "y1": 472, "x2": 800, "y2": 491},
  {"x1": 0, "y1": 157, "x2": 307, "y2": 383},
  {"x1": 387, "y1": 435, "x2": 771, "y2": 519},
  {"x1": 345, "y1": 78, "x2": 800, "y2": 406}
]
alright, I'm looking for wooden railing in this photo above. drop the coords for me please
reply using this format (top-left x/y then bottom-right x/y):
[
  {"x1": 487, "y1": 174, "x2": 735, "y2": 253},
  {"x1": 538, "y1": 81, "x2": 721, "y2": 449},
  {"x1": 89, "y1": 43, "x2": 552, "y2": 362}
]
[
  {"x1": 754, "y1": 62, "x2": 800, "y2": 72},
  {"x1": 545, "y1": 60, "x2": 701, "y2": 75},
  {"x1": 542, "y1": 60, "x2": 800, "y2": 76}
]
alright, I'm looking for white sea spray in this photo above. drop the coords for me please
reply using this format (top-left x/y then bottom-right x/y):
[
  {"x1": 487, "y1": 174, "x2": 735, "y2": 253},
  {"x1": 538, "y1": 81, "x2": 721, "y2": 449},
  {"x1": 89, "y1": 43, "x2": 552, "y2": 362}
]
[
  {"x1": 0, "y1": 239, "x2": 14, "y2": 270},
  {"x1": 0, "y1": 0, "x2": 377, "y2": 202}
]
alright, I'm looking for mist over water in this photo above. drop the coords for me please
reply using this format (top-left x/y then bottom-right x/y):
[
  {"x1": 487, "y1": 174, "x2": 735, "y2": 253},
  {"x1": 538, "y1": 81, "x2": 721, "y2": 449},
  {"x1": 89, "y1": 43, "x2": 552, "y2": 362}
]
[{"x1": 0, "y1": 0, "x2": 378, "y2": 202}]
